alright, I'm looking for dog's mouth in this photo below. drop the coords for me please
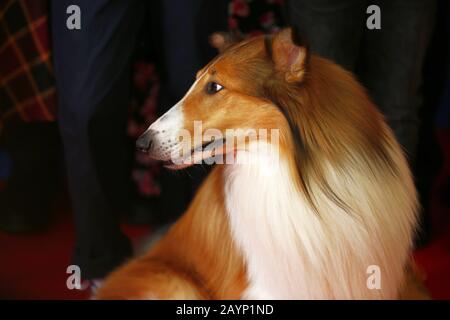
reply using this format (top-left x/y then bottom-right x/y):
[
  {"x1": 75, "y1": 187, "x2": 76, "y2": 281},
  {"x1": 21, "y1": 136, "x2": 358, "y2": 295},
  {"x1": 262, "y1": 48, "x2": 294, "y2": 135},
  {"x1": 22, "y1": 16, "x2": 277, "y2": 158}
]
[{"x1": 162, "y1": 138, "x2": 228, "y2": 170}]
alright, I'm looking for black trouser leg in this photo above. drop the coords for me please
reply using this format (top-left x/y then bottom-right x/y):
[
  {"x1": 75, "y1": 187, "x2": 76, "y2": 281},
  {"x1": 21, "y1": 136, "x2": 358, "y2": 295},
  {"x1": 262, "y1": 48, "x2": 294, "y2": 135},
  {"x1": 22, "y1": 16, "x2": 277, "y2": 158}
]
[
  {"x1": 362, "y1": 0, "x2": 436, "y2": 160},
  {"x1": 52, "y1": 0, "x2": 146, "y2": 279}
]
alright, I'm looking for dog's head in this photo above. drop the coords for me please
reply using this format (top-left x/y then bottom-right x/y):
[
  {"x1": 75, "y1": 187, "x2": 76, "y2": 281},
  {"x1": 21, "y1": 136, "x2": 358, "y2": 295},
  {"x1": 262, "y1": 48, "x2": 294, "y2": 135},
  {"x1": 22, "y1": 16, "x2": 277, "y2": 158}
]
[
  {"x1": 137, "y1": 27, "x2": 389, "y2": 191},
  {"x1": 137, "y1": 28, "x2": 310, "y2": 169}
]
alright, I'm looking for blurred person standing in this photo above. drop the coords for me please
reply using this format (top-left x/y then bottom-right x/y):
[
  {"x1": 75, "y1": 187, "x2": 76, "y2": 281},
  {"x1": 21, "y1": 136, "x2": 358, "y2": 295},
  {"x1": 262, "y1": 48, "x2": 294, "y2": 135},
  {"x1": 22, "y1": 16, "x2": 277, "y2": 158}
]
[
  {"x1": 287, "y1": 0, "x2": 436, "y2": 161},
  {"x1": 0, "y1": 1, "x2": 60, "y2": 234},
  {"x1": 52, "y1": 0, "x2": 209, "y2": 281}
]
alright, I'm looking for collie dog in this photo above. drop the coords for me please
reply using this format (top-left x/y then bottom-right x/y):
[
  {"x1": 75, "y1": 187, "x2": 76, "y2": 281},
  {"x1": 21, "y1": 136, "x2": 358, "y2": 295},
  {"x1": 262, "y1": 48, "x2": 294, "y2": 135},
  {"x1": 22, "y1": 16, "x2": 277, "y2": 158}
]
[{"x1": 96, "y1": 28, "x2": 421, "y2": 299}]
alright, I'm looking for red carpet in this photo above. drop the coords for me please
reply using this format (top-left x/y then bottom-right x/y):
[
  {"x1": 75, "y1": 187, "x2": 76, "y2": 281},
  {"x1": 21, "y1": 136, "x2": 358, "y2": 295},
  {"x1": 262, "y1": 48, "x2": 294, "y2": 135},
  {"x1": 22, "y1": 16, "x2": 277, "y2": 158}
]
[
  {"x1": 0, "y1": 213, "x2": 149, "y2": 299},
  {"x1": 413, "y1": 234, "x2": 450, "y2": 299},
  {"x1": 0, "y1": 212, "x2": 449, "y2": 299}
]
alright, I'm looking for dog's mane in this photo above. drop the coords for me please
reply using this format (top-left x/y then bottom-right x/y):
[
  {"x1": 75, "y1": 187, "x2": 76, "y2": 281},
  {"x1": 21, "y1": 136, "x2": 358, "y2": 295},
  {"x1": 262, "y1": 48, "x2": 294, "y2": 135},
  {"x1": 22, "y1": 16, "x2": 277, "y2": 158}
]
[{"x1": 260, "y1": 39, "x2": 403, "y2": 215}]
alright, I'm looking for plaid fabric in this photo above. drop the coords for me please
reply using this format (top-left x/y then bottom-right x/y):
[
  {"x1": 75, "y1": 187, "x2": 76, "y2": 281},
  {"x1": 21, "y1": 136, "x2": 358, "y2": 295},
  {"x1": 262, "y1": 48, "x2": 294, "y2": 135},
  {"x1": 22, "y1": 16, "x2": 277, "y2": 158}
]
[{"x1": 0, "y1": 0, "x2": 56, "y2": 129}]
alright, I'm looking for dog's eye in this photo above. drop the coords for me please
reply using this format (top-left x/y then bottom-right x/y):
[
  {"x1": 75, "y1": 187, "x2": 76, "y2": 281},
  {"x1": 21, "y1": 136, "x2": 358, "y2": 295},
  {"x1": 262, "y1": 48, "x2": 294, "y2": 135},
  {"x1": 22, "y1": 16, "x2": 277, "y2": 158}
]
[{"x1": 205, "y1": 82, "x2": 223, "y2": 95}]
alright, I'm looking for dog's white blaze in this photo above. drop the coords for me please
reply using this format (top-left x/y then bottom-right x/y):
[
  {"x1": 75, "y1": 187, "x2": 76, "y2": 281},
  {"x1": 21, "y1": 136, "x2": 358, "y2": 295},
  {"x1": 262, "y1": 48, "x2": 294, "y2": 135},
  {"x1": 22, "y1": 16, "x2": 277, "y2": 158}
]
[
  {"x1": 146, "y1": 103, "x2": 184, "y2": 160},
  {"x1": 224, "y1": 140, "x2": 417, "y2": 299}
]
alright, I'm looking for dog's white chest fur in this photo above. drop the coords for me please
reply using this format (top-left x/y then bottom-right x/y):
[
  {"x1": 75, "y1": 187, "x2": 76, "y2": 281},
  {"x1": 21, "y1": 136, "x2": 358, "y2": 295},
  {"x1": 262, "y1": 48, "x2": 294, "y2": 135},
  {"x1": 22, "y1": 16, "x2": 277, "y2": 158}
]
[{"x1": 224, "y1": 150, "x2": 314, "y2": 299}]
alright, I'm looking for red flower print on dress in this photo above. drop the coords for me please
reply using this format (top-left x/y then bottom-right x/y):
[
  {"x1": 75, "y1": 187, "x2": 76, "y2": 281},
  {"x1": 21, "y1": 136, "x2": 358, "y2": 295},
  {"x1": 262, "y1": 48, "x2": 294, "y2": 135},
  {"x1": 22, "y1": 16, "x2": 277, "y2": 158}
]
[
  {"x1": 260, "y1": 11, "x2": 275, "y2": 29},
  {"x1": 230, "y1": 0, "x2": 250, "y2": 17}
]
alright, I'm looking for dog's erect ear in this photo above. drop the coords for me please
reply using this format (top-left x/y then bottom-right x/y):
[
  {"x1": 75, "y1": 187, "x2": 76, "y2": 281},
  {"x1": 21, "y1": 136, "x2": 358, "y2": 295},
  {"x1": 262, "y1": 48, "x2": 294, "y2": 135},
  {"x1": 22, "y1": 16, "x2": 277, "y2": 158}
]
[
  {"x1": 271, "y1": 28, "x2": 308, "y2": 83},
  {"x1": 209, "y1": 31, "x2": 244, "y2": 53}
]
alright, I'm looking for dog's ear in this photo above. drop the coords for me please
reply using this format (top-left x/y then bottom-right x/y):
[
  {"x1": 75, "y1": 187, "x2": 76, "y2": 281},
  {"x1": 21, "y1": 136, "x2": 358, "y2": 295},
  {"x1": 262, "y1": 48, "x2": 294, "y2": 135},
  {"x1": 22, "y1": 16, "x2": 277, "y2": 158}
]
[
  {"x1": 271, "y1": 28, "x2": 309, "y2": 83},
  {"x1": 209, "y1": 31, "x2": 244, "y2": 53}
]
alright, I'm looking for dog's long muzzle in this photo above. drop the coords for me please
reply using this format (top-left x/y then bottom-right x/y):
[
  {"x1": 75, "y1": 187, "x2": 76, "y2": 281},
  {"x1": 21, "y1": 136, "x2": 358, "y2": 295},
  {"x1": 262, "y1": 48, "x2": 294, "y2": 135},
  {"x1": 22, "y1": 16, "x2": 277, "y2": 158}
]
[{"x1": 135, "y1": 104, "x2": 184, "y2": 162}]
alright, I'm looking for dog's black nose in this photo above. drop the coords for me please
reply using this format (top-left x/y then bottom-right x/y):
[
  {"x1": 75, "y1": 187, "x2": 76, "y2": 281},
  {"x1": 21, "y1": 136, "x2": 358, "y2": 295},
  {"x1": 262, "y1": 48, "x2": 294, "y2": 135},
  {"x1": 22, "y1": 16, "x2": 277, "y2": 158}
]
[{"x1": 136, "y1": 132, "x2": 153, "y2": 152}]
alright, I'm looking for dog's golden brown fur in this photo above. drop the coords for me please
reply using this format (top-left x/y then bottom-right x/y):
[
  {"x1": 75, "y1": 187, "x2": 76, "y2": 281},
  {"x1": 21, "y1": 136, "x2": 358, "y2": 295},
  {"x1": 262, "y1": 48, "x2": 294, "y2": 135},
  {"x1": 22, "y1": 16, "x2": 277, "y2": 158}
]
[{"x1": 96, "y1": 29, "x2": 424, "y2": 299}]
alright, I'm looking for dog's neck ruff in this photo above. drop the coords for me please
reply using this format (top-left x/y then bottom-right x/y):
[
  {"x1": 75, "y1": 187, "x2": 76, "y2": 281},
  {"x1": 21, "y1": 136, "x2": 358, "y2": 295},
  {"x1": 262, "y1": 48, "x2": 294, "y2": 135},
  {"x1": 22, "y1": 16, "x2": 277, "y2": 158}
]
[{"x1": 223, "y1": 142, "x2": 405, "y2": 299}]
